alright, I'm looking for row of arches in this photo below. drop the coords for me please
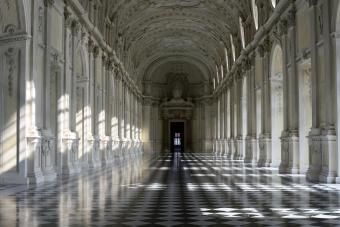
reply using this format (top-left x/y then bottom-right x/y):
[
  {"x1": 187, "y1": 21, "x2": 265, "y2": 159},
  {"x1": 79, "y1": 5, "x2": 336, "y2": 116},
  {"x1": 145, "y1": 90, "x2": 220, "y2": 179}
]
[{"x1": 212, "y1": 42, "x2": 314, "y2": 175}]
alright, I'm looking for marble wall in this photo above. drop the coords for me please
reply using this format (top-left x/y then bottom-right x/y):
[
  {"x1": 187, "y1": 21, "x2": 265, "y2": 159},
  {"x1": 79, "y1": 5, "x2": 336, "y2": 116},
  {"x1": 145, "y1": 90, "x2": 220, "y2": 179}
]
[{"x1": 1, "y1": 0, "x2": 340, "y2": 185}]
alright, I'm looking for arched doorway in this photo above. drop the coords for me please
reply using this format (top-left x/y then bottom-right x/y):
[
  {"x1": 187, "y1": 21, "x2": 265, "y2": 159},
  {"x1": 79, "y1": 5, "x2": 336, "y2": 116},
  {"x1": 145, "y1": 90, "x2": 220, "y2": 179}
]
[
  {"x1": 74, "y1": 50, "x2": 88, "y2": 165},
  {"x1": 270, "y1": 44, "x2": 284, "y2": 167}
]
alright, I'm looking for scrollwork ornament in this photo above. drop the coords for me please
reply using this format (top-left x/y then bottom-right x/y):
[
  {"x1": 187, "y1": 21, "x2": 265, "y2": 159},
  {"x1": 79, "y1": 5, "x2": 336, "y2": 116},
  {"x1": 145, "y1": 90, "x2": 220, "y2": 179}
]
[
  {"x1": 43, "y1": 0, "x2": 55, "y2": 8},
  {"x1": 257, "y1": 44, "x2": 265, "y2": 58},
  {"x1": 317, "y1": 5, "x2": 323, "y2": 35},
  {"x1": 64, "y1": 7, "x2": 73, "y2": 28},
  {"x1": 279, "y1": 19, "x2": 288, "y2": 36},
  {"x1": 42, "y1": 139, "x2": 52, "y2": 157},
  {"x1": 307, "y1": 0, "x2": 318, "y2": 7},
  {"x1": 5, "y1": 48, "x2": 16, "y2": 97},
  {"x1": 38, "y1": 6, "x2": 44, "y2": 33},
  {"x1": 286, "y1": 7, "x2": 296, "y2": 28},
  {"x1": 87, "y1": 38, "x2": 94, "y2": 53},
  {"x1": 263, "y1": 37, "x2": 272, "y2": 54},
  {"x1": 71, "y1": 20, "x2": 80, "y2": 37},
  {"x1": 93, "y1": 46, "x2": 100, "y2": 58}
]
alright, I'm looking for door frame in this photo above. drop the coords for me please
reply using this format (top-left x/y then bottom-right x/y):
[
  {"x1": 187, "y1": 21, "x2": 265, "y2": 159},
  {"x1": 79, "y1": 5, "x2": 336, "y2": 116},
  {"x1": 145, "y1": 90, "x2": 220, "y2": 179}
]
[{"x1": 169, "y1": 119, "x2": 186, "y2": 153}]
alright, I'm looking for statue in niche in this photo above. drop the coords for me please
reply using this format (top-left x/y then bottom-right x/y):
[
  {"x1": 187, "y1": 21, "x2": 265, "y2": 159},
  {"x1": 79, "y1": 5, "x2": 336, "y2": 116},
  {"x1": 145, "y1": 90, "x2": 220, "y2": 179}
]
[
  {"x1": 161, "y1": 79, "x2": 194, "y2": 120},
  {"x1": 172, "y1": 80, "x2": 184, "y2": 100}
]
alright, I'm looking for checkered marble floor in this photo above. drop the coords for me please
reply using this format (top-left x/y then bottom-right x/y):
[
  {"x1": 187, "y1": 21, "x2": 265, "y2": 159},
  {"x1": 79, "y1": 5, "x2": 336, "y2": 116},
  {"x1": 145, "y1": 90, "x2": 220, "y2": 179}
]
[{"x1": 1, "y1": 153, "x2": 340, "y2": 226}]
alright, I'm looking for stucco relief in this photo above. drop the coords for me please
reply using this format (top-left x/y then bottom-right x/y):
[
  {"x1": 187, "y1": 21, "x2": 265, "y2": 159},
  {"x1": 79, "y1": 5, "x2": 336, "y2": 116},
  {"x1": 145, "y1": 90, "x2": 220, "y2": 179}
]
[
  {"x1": 4, "y1": 48, "x2": 17, "y2": 98},
  {"x1": 0, "y1": 0, "x2": 19, "y2": 34}
]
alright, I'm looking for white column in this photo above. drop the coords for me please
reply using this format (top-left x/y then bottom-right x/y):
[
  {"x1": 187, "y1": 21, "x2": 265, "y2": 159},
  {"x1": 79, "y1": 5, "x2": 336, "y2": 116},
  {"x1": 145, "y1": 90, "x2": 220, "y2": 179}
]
[
  {"x1": 245, "y1": 55, "x2": 258, "y2": 164},
  {"x1": 318, "y1": 0, "x2": 337, "y2": 183},
  {"x1": 258, "y1": 39, "x2": 272, "y2": 167},
  {"x1": 60, "y1": 13, "x2": 81, "y2": 175},
  {"x1": 279, "y1": 8, "x2": 300, "y2": 174}
]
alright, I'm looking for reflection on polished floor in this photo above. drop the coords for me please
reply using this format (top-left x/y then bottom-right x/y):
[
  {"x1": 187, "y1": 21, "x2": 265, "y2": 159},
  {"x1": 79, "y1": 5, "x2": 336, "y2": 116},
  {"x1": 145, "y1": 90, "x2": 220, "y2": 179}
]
[{"x1": 1, "y1": 153, "x2": 340, "y2": 227}]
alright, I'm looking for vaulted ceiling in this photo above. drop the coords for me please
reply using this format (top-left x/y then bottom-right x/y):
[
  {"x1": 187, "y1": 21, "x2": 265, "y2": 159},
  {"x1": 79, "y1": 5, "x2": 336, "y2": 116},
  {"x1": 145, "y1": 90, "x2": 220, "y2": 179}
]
[{"x1": 100, "y1": 0, "x2": 255, "y2": 87}]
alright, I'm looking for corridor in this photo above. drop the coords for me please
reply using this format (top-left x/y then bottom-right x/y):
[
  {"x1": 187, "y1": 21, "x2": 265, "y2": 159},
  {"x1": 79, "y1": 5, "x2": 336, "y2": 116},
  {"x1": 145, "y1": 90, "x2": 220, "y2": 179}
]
[{"x1": 1, "y1": 153, "x2": 340, "y2": 227}]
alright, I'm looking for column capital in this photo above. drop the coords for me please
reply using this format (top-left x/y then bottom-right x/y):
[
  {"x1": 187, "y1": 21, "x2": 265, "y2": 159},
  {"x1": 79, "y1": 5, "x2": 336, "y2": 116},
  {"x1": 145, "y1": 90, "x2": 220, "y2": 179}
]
[
  {"x1": 43, "y1": 0, "x2": 55, "y2": 8},
  {"x1": 257, "y1": 44, "x2": 265, "y2": 58},
  {"x1": 102, "y1": 52, "x2": 107, "y2": 64},
  {"x1": 71, "y1": 20, "x2": 80, "y2": 36},
  {"x1": 64, "y1": 7, "x2": 73, "y2": 28},
  {"x1": 242, "y1": 57, "x2": 252, "y2": 72},
  {"x1": 306, "y1": 0, "x2": 318, "y2": 7},
  {"x1": 262, "y1": 37, "x2": 272, "y2": 54},
  {"x1": 107, "y1": 60, "x2": 114, "y2": 72},
  {"x1": 87, "y1": 38, "x2": 95, "y2": 53},
  {"x1": 286, "y1": 6, "x2": 296, "y2": 28},
  {"x1": 278, "y1": 19, "x2": 288, "y2": 36},
  {"x1": 93, "y1": 46, "x2": 100, "y2": 58}
]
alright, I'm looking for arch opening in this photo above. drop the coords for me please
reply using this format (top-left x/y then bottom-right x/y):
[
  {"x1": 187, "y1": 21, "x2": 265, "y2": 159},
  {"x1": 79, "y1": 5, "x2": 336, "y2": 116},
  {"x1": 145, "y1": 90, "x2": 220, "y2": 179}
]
[{"x1": 270, "y1": 44, "x2": 284, "y2": 167}]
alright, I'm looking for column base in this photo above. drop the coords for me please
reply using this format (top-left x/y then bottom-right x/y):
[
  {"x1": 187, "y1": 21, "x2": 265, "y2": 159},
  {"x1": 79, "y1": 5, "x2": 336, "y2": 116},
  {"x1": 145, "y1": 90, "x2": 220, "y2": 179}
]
[
  {"x1": 0, "y1": 173, "x2": 30, "y2": 185},
  {"x1": 87, "y1": 135, "x2": 101, "y2": 169},
  {"x1": 306, "y1": 127, "x2": 337, "y2": 183},
  {"x1": 228, "y1": 139, "x2": 235, "y2": 159},
  {"x1": 235, "y1": 136, "x2": 244, "y2": 160},
  {"x1": 222, "y1": 139, "x2": 228, "y2": 156},
  {"x1": 100, "y1": 136, "x2": 111, "y2": 166},
  {"x1": 61, "y1": 132, "x2": 81, "y2": 176},
  {"x1": 42, "y1": 168, "x2": 57, "y2": 182},
  {"x1": 335, "y1": 177, "x2": 340, "y2": 184},
  {"x1": 27, "y1": 170, "x2": 45, "y2": 184},
  {"x1": 258, "y1": 135, "x2": 271, "y2": 167},
  {"x1": 279, "y1": 131, "x2": 299, "y2": 174},
  {"x1": 245, "y1": 136, "x2": 257, "y2": 164},
  {"x1": 319, "y1": 170, "x2": 337, "y2": 183}
]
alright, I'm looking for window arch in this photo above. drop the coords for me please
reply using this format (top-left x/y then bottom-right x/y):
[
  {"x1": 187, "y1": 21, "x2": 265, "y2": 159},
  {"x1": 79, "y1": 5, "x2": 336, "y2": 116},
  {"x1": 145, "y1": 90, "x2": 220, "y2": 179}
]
[
  {"x1": 220, "y1": 64, "x2": 224, "y2": 79},
  {"x1": 224, "y1": 47, "x2": 229, "y2": 72},
  {"x1": 271, "y1": 0, "x2": 276, "y2": 8},
  {"x1": 252, "y1": 0, "x2": 259, "y2": 30},
  {"x1": 230, "y1": 34, "x2": 236, "y2": 61},
  {"x1": 239, "y1": 17, "x2": 246, "y2": 49},
  {"x1": 216, "y1": 64, "x2": 220, "y2": 83}
]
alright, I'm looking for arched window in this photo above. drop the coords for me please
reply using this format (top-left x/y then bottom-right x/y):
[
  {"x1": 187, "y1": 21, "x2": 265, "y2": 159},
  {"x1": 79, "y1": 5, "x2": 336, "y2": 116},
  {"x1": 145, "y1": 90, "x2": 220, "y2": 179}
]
[
  {"x1": 230, "y1": 34, "x2": 236, "y2": 61},
  {"x1": 252, "y1": 0, "x2": 259, "y2": 30},
  {"x1": 239, "y1": 17, "x2": 246, "y2": 49},
  {"x1": 216, "y1": 65, "x2": 220, "y2": 83},
  {"x1": 271, "y1": 0, "x2": 276, "y2": 8},
  {"x1": 225, "y1": 47, "x2": 229, "y2": 72},
  {"x1": 220, "y1": 64, "x2": 224, "y2": 79}
]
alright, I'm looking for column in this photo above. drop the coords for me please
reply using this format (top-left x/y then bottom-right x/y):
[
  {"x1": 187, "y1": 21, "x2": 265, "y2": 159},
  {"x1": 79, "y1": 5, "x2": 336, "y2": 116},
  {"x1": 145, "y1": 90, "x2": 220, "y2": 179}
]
[
  {"x1": 318, "y1": 0, "x2": 337, "y2": 183},
  {"x1": 229, "y1": 80, "x2": 235, "y2": 159},
  {"x1": 307, "y1": 0, "x2": 322, "y2": 181},
  {"x1": 60, "y1": 13, "x2": 81, "y2": 175},
  {"x1": 223, "y1": 90, "x2": 229, "y2": 156},
  {"x1": 112, "y1": 67, "x2": 120, "y2": 159},
  {"x1": 236, "y1": 72, "x2": 244, "y2": 160},
  {"x1": 279, "y1": 7, "x2": 300, "y2": 174},
  {"x1": 87, "y1": 41, "x2": 99, "y2": 168},
  {"x1": 245, "y1": 56, "x2": 258, "y2": 164},
  {"x1": 258, "y1": 39, "x2": 272, "y2": 167},
  {"x1": 220, "y1": 89, "x2": 225, "y2": 155},
  {"x1": 142, "y1": 98, "x2": 153, "y2": 153},
  {"x1": 100, "y1": 53, "x2": 109, "y2": 165},
  {"x1": 245, "y1": 55, "x2": 258, "y2": 165}
]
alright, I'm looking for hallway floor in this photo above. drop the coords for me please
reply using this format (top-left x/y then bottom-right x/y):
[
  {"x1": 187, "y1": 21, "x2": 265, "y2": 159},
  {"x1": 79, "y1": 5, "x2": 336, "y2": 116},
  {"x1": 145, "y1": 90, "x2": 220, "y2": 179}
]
[{"x1": 1, "y1": 153, "x2": 340, "y2": 227}]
